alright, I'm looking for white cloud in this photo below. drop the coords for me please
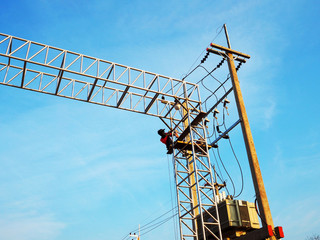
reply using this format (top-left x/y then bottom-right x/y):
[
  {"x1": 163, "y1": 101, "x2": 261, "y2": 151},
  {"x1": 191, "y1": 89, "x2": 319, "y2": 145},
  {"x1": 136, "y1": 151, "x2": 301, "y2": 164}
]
[
  {"x1": 275, "y1": 196, "x2": 320, "y2": 239},
  {"x1": 0, "y1": 213, "x2": 65, "y2": 240}
]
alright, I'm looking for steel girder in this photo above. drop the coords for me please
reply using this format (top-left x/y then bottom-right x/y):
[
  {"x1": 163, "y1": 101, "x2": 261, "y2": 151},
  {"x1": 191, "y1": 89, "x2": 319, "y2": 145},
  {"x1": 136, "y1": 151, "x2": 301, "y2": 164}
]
[{"x1": 0, "y1": 33, "x2": 200, "y2": 120}]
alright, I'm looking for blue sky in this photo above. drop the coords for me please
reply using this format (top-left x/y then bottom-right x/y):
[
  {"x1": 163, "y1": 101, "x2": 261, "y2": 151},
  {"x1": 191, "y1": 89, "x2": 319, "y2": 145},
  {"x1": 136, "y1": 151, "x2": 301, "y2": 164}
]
[{"x1": 0, "y1": 0, "x2": 319, "y2": 240}]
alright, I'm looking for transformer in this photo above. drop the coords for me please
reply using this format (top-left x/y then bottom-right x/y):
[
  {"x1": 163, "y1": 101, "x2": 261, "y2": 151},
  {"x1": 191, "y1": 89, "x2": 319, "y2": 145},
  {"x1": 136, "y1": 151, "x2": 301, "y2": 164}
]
[{"x1": 197, "y1": 199, "x2": 260, "y2": 239}]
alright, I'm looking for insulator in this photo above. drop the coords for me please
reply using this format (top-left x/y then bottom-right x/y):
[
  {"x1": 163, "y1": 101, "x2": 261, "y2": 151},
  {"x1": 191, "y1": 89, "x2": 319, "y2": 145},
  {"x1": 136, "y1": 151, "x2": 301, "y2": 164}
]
[
  {"x1": 204, "y1": 118, "x2": 210, "y2": 126},
  {"x1": 222, "y1": 134, "x2": 229, "y2": 139},
  {"x1": 217, "y1": 58, "x2": 224, "y2": 68},
  {"x1": 213, "y1": 108, "x2": 219, "y2": 119},
  {"x1": 236, "y1": 62, "x2": 242, "y2": 71},
  {"x1": 223, "y1": 98, "x2": 230, "y2": 107},
  {"x1": 201, "y1": 52, "x2": 210, "y2": 64}
]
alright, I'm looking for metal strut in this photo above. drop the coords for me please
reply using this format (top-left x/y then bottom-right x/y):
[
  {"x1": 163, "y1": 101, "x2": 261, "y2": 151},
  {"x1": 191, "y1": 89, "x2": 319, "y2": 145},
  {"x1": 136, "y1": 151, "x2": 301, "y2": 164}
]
[{"x1": 169, "y1": 82, "x2": 223, "y2": 240}]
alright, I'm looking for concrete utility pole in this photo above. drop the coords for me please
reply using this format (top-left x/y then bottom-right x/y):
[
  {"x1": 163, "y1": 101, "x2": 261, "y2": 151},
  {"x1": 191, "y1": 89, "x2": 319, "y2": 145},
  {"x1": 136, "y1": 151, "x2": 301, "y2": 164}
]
[{"x1": 222, "y1": 24, "x2": 276, "y2": 240}]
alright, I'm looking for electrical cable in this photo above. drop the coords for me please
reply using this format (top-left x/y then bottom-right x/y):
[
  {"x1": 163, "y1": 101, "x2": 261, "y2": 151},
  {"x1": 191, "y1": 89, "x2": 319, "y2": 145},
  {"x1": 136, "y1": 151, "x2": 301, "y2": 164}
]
[
  {"x1": 167, "y1": 154, "x2": 179, "y2": 240},
  {"x1": 166, "y1": 26, "x2": 225, "y2": 95},
  {"x1": 164, "y1": 63, "x2": 200, "y2": 95},
  {"x1": 128, "y1": 208, "x2": 175, "y2": 234},
  {"x1": 201, "y1": 60, "x2": 242, "y2": 108},
  {"x1": 173, "y1": 58, "x2": 225, "y2": 101},
  {"x1": 181, "y1": 25, "x2": 224, "y2": 80},
  {"x1": 200, "y1": 74, "x2": 233, "y2": 197},
  {"x1": 254, "y1": 198, "x2": 268, "y2": 226},
  {"x1": 199, "y1": 73, "x2": 237, "y2": 198},
  {"x1": 200, "y1": 78, "x2": 219, "y2": 102},
  {"x1": 200, "y1": 58, "x2": 246, "y2": 199},
  {"x1": 140, "y1": 213, "x2": 177, "y2": 233},
  {"x1": 202, "y1": 75, "x2": 230, "y2": 107},
  {"x1": 182, "y1": 64, "x2": 201, "y2": 81},
  {"x1": 254, "y1": 198, "x2": 277, "y2": 237},
  {"x1": 123, "y1": 206, "x2": 180, "y2": 239},
  {"x1": 201, "y1": 72, "x2": 229, "y2": 119},
  {"x1": 221, "y1": 108, "x2": 244, "y2": 198},
  {"x1": 140, "y1": 213, "x2": 178, "y2": 237},
  {"x1": 122, "y1": 154, "x2": 230, "y2": 239},
  {"x1": 205, "y1": 98, "x2": 244, "y2": 199},
  {"x1": 201, "y1": 78, "x2": 218, "y2": 113},
  {"x1": 199, "y1": 65, "x2": 227, "y2": 93},
  {"x1": 211, "y1": 116, "x2": 236, "y2": 197},
  {"x1": 215, "y1": 105, "x2": 243, "y2": 198},
  {"x1": 206, "y1": 126, "x2": 232, "y2": 197},
  {"x1": 215, "y1": 148, "x2": 236, "y2": 197},
  {"x1": 211, "y1": 149, "x2": 225, "y2": 182},
  {"x1": 180, "y1": 45, "x2": 241, "y2": 100},
  {"x1": 123, "y1": 157, "x2": 225, "y2": 238},
  {"x1": 196, "y1": 61, "x2": 226, "y2": 86},
  {"x1": 204, "y1": 112, "x2": 226, "y2": 183},
  {"x1": 122, "y1": 149, "x2": 178, "y2": 239}
]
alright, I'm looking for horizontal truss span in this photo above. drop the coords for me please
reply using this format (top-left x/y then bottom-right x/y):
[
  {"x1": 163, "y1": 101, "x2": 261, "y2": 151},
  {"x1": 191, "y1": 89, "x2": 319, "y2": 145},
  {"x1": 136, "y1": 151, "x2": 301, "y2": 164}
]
[{"x1": 0, "y1": 33, "x2": 201, "y2": 119}]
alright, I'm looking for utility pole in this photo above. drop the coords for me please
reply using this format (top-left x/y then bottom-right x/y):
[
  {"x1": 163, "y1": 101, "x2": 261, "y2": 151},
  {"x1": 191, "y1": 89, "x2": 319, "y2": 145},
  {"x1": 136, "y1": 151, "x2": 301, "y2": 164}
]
[
  {"x1": 222, "y1": 24, "x2": 276, "y2": 240},
  {"x1": 130, "y1": 225, "x2": 140, "y2": 240}
]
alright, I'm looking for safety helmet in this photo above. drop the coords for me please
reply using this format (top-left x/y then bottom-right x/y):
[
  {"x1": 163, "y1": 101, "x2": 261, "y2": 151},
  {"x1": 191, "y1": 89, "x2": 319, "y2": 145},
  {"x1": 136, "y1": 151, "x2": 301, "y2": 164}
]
[{"x1": 157, "y1": 129, "x2": 165, "y2": 136}]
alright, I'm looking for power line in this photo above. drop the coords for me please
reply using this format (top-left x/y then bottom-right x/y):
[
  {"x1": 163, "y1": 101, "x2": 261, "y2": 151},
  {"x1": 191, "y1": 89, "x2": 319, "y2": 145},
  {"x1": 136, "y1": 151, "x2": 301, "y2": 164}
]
[
  {"x1": 199, "y1": 65, "x2": 227, "y2": 93},
  {"x1": 140, "y1": 214, "x2": 178, "y2": 237},
  {"x1": 201, "y1": 60, "x2": 242, "y2": 108},
  {"x1": 167, "y1": 155, "x2": 179, "y2": 240},
  {"x1": 221, "y1": 107, "x2": 244, "y2": 198},
  {"x1": 202, "y1": 74, "x2": 230, "y2": 107},
  {"x1": 181, "y1": 25, "x2": 224, "y2": 80},
  {"x1": 215, "y1": 147, "x2": 236, "y2": 197}
]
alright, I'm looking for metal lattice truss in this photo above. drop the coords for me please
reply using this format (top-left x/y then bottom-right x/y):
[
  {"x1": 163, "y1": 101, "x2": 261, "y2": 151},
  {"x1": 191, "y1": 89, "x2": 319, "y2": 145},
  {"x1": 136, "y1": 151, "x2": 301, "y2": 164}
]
[
  {"x1": 0, "y1": 33, "x2": 223, "y2": 240},
  {"x1": 161, "y1": 95, "x2": 222, "y2": 240},
  {"x1": 0, "y1": 33, "x2": 200, "y2": 120}
]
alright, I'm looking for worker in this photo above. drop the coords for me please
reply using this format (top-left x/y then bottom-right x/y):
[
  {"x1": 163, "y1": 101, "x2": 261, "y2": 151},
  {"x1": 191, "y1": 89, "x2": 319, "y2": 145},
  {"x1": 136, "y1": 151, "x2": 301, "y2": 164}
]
[{"x1": 157, "y1": 129, "x2": 178, "y2": 154}]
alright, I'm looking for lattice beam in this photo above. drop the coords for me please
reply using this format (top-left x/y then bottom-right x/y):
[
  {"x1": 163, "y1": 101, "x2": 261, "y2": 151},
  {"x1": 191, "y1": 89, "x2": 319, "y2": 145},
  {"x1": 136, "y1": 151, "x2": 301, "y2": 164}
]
[{"x1": 0, "y1": 33, "x2": 200, "y2": 120}]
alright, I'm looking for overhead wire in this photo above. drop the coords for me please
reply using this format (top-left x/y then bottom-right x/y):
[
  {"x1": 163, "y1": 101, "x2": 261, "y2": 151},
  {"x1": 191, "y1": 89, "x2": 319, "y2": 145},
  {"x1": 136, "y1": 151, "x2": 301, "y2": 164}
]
[
  {"x1": 181, "y1": 25, "x2": 224, "y2": 81},
  {"x1": 165, "y1": 25, "x2": 224, "y2": 95},
  {"x1": 198, "y1": 63, "x2": 234, "y2": 196},
  {"x1": 215, "y1": 146, "x2": 236, "y2": 197},
  {"x1": 206, "y1": 120, "x2": 232, "y2": 196},
  {"x1": 199, "y1": 65, "x2": 227, "y2": 93},
  {"x1": 202, "y1": 74, "x2": 230, "y2": 107},
  {"x1": 201, "y1": 60, "x2": 242, "y2": 108},
  {"x1": 122, "y1": 148, "x2": 231, "y2": 239},
  {"x1": 126, "y1": 154, "x2": 178, "y2": 235},
  {"x1": 140, "y1": 213, "x2": 178, "y2": 237},
  {"x1": 125, "y1": 208, "x2": 176, "y2": 236},
  {"x1": 195, "y1": 58, "x2": 226, "y2": 86},
  {"x1": 167, "y1": 154, "x2": 179, "y2": 240},
  {"x1": 221, "y1": 107, "x2": 244, "y2": 198},
  {"x1": 204, "y1": 92, "x2": 236, "y2": 197},
  {"x1": 199, "y1": 57, "x2": 246, "y2": 198},
  {"x1": 120, "y1": 156, "x2": 178, "y2": 240}
]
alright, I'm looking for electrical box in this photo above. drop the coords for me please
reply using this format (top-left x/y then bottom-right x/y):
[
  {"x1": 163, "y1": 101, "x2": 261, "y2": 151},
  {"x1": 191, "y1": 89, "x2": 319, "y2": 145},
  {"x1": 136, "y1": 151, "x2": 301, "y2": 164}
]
[{"x1": 197, "y1": 199, "x2": 260, "y2": 239}]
